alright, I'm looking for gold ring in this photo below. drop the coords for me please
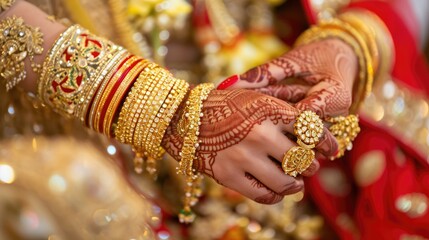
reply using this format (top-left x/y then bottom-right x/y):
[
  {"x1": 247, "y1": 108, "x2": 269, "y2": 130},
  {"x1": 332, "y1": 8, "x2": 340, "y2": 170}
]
[
  {"x1": 282, "y1": 110, "x2": 323, "y2": 176},
  {"x1": 327, "y1": 114, "x2": 360, "y2": 160}
]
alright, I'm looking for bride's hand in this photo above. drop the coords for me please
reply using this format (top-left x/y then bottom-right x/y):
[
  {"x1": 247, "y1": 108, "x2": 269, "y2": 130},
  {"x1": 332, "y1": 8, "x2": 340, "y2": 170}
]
[
  {"x1": 162, "y1": 89, "x2": 338, "y2": 204},
  {"x1": 217, "y1": 38, "x2": 358, "y2": 119}
]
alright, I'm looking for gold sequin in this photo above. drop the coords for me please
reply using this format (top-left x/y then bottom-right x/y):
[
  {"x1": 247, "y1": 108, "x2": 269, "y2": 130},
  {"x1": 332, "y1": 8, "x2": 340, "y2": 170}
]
[
  {"x1": 396, "y1": 193, "x2": 428, "y2": 218},
  {"x1": 354, "y1": 150, "x2": 386, "y2": 187},
  {"x1": 319, "y1": 168, "x2": 350, "y2": 196}
]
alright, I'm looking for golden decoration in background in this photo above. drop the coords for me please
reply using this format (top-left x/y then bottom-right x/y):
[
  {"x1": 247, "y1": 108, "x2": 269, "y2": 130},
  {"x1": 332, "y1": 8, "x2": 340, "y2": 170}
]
[
  {"x1": 0, "y1": 137, "x2": 156, "y2": 239},
  {"x1": 0, "y1": 16, "x2": 44, "y2": 91},
  {"x1": 0, "y1": 0, "x2": 15, "y2": 13}
]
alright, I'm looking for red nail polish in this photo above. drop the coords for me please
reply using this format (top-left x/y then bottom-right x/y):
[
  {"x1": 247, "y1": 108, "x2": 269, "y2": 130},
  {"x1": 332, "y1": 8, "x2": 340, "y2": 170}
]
[{"x1": 217, "y1": 75, "x2": 239, "y2": 90}]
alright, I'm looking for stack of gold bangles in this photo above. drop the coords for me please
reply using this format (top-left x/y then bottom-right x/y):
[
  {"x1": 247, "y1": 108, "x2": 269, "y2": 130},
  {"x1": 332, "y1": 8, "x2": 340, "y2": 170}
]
[{"x1": 32, "y1": 24, "x2": 215, "y2": 223}]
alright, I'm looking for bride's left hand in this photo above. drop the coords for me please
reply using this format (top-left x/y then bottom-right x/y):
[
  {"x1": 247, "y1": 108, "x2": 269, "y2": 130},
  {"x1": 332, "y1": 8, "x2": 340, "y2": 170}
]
[{"x1": 217, "y1": 38, "x2": 358, "y2": 119}]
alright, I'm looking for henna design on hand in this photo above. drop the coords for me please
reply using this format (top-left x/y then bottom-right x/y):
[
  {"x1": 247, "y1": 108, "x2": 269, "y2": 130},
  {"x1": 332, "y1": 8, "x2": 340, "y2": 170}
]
[
  {"x1": 239, "y1": 64, "x2": 277, "y2": 85},
  {"x1": 255, "y1": 84, "x2": 309, "y2": 103},
  {"x1": 227, "y1": 38, "x2": 357, "y2": 118},
  {"x1": 244, "y1": 172, "x2": 283, "y2": 204},
  {"x1": 162, "y1": 89, "x2": 298, "y2": 180}
]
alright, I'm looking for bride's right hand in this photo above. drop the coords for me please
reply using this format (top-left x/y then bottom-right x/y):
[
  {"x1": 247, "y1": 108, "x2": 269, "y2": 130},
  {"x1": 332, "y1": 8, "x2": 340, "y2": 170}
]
[{"x1": 163, "y1": 89, "x2": 338, "y2": 204}]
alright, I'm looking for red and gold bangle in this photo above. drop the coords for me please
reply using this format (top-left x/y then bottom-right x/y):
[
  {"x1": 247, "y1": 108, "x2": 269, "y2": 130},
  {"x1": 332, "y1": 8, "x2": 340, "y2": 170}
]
[
  {"x1": 86, "y1": 52, "x2": 132, "y2": 128},
  {"x1": 103, "y1": 59, "x2": 149, "y2": 137},
  {"x1": 90, "y1": 55, "x2": 139, "y2": 132}
]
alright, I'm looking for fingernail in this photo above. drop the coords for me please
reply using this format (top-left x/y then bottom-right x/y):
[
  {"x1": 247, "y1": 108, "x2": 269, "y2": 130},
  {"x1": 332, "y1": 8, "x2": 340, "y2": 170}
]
[{"x1": 217, "y1": 75, "x2": 239, "y2": 90}]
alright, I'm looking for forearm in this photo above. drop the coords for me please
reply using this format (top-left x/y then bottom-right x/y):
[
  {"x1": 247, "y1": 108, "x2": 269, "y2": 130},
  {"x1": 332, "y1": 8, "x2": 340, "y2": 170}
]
[{"x1": 1, "y1": 0, "x2": 66, "y2": 92}]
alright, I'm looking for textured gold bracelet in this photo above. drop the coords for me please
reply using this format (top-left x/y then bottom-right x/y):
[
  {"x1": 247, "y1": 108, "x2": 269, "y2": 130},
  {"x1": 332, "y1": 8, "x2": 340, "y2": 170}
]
[
  {"x1": 143, "y1": 78, "x2": 189, "y2": 175},
  {"x1": 0, "y1": 0, "x2": 15, "y2": 13},
  {"x1": 177, "y1": 83, "x2": 214, "y2": 224},
  {"x1": 115, "y1": 64, "x2": 168, "y2": 174},
  {"x1": 115, "y1": 63, "x2": 158, "y2": 144},
  {"x1": 38, "y1": 25, "x2": 122, "y2": 119},
  {"x1": 0, "y1": 16, "x2": 44, "y2": 91}
]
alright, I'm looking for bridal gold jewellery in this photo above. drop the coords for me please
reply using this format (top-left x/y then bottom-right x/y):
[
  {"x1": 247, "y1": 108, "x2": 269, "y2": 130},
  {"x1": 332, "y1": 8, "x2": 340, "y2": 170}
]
[
  {"x1": 177, "y1": 83, "x2": 214, "y2": 224},
  {"x1": 282, "y1": 110, "x2": 323, "y2": 177},
  {"x1": 0, "y1": 0, "x2": 15, "y2": 13},
  {"x1": 327, "y1": 114, "x2": 360, "y2": 159},
  {"x1": 0, "y1": 16, "x2": 44, "y2": 91}
]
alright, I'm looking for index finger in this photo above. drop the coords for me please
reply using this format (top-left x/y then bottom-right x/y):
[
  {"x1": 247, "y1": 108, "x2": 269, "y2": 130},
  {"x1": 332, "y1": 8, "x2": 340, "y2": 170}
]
[{"x1": 217, "y1": 56, "x2": 304, "y2": 90}]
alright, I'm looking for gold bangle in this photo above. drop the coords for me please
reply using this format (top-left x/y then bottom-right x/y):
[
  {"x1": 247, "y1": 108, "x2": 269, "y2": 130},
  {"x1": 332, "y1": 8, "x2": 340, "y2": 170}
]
[
  {"x1": 143, "y1": 78, "x2": 189, "y2": 175},
  {"x1": 338, "y1": 12, "x2": 379, "y2": 75},
  {"x1": 38, "y1": 25, "x2": 122, "y2": 120},
  {"x1": 177, "y1": 83, "x2": 214, "y2": 224},
  {"x1": 0, "y1": 0, "x2": 15, "y2": 13},
  {"x1": 340, "y1": 10, "x2": 394, "y2": 82},
  {"x1": 0, "y1": 16, "x2": 44, "y2": 91},
  {"x1": 115, "y1": 63, "x2": 158, "y2": 144}
]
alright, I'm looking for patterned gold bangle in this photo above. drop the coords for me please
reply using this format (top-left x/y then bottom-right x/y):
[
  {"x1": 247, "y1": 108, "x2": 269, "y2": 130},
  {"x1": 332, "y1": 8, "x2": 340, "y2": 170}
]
[
  {"x1": 133, "y1": 67, "x2": 173, "y2": 159},
  {"x1": 114, "y1": 63, "x2": 158, "y2": 144},
  {"x1": 115, "y1": 64, "x2": 161, "y2": 174},
  {"x1": 143, "y1": 78, "x2": 189, "y2": 175},
  {"x1": 38, "y1": 25, "x2": 123, "y2": 119},
  {"x1": 177, "y1": 83, "x2": 214, "y2": 224},
  {"x1": 177, "y1": 83, "x2": 214, "y2": 176},
  {"x1": 0, "y1": 0, "x2": 15, "y2": 13},
  {"x1": 144, "y1": 78, "x2": 189, "y2": 157},
  {"x1": 0, "y1": 16, "x2": 44, "y2": 91}
]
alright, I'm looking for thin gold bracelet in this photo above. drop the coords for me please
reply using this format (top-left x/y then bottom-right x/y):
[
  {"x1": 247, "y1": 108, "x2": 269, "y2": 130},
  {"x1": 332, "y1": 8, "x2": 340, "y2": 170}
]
[{"x1": 177, "y1": 83, "x2": 214, "y2": 224}]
